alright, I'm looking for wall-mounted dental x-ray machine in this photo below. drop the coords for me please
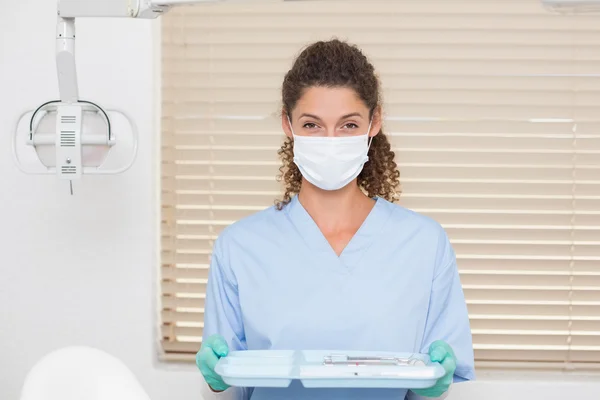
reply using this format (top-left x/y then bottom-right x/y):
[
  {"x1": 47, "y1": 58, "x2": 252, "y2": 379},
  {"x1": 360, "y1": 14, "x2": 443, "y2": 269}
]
[
  {"x1": 12, "y1": 0, "x2": 236, "y2": 195},
  {"x1": 11, "y1": 0, "x2": 599, "y2": 195}
]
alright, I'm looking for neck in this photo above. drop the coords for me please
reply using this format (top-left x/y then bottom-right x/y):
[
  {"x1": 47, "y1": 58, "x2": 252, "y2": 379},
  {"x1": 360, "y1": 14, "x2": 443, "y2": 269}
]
[{"x1": 297, "y1": 179, "x2": 374, "y2": 231}]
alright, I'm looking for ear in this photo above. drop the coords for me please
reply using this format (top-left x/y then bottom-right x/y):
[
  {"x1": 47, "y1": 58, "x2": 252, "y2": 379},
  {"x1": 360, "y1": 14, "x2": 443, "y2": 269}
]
[
  {"x1": 369, "y1": 106, "x2": 383, "y2": 138},
  {"x1": 282, "y1": 112, "x2": 293, "y2": 139}
]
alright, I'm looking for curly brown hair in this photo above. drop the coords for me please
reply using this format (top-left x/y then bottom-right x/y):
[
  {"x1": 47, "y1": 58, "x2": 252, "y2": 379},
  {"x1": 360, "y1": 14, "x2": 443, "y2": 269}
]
[{"x1": 276, "y1": 39, "x2": 400, "y2": 209}]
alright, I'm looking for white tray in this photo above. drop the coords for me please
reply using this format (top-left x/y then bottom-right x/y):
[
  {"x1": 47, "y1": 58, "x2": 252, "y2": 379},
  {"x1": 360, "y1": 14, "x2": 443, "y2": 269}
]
[{"x1": 214, "y1": 350, "x2": 445, "y2": 389}]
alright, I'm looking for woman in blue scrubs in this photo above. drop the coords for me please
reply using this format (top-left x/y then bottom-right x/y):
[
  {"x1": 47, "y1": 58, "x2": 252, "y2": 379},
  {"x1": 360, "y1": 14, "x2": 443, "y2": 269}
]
[{"x1": 196, "y1": 39, "x2": 475, "y2": 399}]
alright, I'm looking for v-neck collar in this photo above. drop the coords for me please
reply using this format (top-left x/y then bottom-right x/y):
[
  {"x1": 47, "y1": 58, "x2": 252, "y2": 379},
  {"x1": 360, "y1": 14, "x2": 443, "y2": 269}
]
[{"x1": 284, "y1": 194, "x2": 392, "y2": 270}]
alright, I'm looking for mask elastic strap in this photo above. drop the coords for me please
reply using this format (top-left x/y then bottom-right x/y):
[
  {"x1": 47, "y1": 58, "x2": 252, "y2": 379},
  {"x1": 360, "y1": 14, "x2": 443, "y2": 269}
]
[
  {"x1": 366, "y1": 118, "x2": 374, "y2": 150},
  {"x1": 287, "y1": 115, "x2": 296, "y2": 137}
]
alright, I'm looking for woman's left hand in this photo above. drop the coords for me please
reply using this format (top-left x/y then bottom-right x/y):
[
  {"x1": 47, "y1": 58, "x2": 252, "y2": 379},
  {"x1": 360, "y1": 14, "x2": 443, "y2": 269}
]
[{"x1": 411, "y1": 340, "x2": 457, "y2": 398}]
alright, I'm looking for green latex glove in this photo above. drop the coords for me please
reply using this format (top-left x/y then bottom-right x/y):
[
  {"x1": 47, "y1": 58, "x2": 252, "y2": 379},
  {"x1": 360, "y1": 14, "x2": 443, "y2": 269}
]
[
  {"x1": 196, "y1": 334, "x2": 230, "y2": 392},
  {"x1": 412, "y1": 340, "x2": 457, "y2": 398}
]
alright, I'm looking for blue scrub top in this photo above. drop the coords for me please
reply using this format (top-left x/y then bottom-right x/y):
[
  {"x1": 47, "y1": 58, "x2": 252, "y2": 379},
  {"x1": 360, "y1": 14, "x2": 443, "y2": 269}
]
[{"x1": 203, "y1": 195, "x2": 475, "y2": 399}]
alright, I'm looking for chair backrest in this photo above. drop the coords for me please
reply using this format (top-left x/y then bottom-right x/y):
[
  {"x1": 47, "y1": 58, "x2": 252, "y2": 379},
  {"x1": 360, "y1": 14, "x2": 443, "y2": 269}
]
[{"x1": 20, "y1": 346, "x2": 151, "y2": 400}]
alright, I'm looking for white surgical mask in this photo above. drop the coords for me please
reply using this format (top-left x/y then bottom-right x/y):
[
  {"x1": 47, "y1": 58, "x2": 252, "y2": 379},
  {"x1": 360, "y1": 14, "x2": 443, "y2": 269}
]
[{"x1": 288, "y1": 116, "x2": 373, "y2": 191}]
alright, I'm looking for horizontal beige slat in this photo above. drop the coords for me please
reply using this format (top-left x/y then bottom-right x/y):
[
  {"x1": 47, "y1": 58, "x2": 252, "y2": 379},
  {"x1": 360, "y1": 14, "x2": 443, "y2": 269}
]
[
  {"x1": 470, "y1": 314, "x2": 600, "y2": 323},
  {"x1": 165, "y1": 204, "x2": 600, "y2": 221},
  {"x1": 161, "y1": 266, "x2": 209, "y2": 280},
  {"x1": 162, "y1": 166, "x2": 600, "y2": 181},
  {"x1": 165, "y1": 143, "x2": 600, "y2": 159},
  {"x1": 462, "y1": 270, "x2": 600, "y2": 278},
  {"x1": 162, "y1": 325, "x2": 204, "y2": 339},
  {"x1": 163, "y1": 241, "x2": 599, "y2": 260},
  {"x1": 473, "y1": 334, "x2": 600, "y2": 347},
  {"x1": 458, "y1": 259, "x2": 600, "y2": 273},
  {"x1": 161, "y1": 117, "x2": 600, "y2": 134},
  {"x1": 465, "y1": 289, "x2": 599, "y2": 303},
  {"x1": 470, "y1": 319, "x2": 600, "y2": 332},
  {"x1": 161, "y1": 249, "x2": 600, "y2": 268},
  {"x1": 162, "y1": 147, "x2": 600, "y2": 165},
  {"x1": 163, "y1": 154, "x2": 600, "y2": 169},
  {"x1": 162, "y1": 147, "x2": 600, "y2": 163},
  {"x1": 159, "y1": 258, "x2": 600, "y2": 282},
  {"x1": 163, "y1": 87, "x2": 600, "y2": 108},
  {"x1": 159, "y1": 285, "x2": 600, "y2": 309},
  {"x1": 386, "y1": 120, "x2": 600, "y2": 134},
  {"x1": 162, "y1": 252, "x2": 211, "y2": 266},
  {"x1": 462, "y1": 274, "x2": 600, "y2": 287},
  {"x1": 164, "y1": 207, "x2": 600, "y2": 228},
  {"x1": 167, "y1": 218, "x2": 600, "y2": 235},
  {"x1": 160, "y1": 322, "x2": 600, "y2": 343},
  {"x1": 163, "y1": 181, "x2": 600, "y2": 198},
  {"x1": 454, "y1": 243, "x2": 600, "y2": 258},
  {"x1": 475, "y1": 360, "x2": 600, "y2": 371},
  {"x1": 162, "y1": 310, "x2": 204, "y2": 324},
  {"x1": 165, "y1": 148, "x2": 600, "y2": 167},
  {"x1": 474, "y1": 349, "x2": 600, "y2": 363},
  {"x1": 162, "y1": 192, "x2": 275, "y2": 209},
  {"x1": 162, "y1": 118, "x2": 600, "y2": 136},
  {"x1": 162, "y1": 282, "x2": 207, "y2": 296},
  {"x1": 165, "y1": 241, "x2": 600, "y2": 259},
  {"x1": 160, "y1": 246, "x2": 600, "y2": 275},
  {"x1": 168, "y1": 17, "x2": 600, "y2": 40},
  {"x1": 163, "y1": 192, "x2": 600, "y2": 211},
  {"x1": 467, "y1": 304, "x2": 600, "y2": 318},
  {"x1": 163, "y1": 31, "x2": 600, "y2": 54},
  {"x1": 162, "y1": 225, "x2": 600, "y2": 247},
  {"x1": 160, "y1": 284, "x2": 600, "y2": 306},
  {"x1": 161, "y1": 340, "x2": 202, "y2": 354},
  {"x1": 163, "y1": 42, "x2": 600, "y2": 63},
  {"x1": 163, "y1": 240, "x2": 600, "y2": 260},
  {"x1": 161, "y1": 298, "x2": 600, "y2": 315},
  {"x1": 162, "y1": 102, "x2": 600, "y2": 121},
  {"x1": 161, "y1": 327, "x2": 600, "y2": 344},
  {"x1": 164, "y1": 204, "x2": 600, "y2": 218},
  {"x1": 162, "y1": 194, "x2": 600, "y2": 215},
  {"x1": 464, "y1": 284, "x2": 600, "y2": 292},
  {"x1": 163, "y1": 74, "x2": 600, "y2": 93},
  {"x1": 166, "y1": 132, "x2": 600, "y2": 150},
  {"x1": 162, "y1": 165, "x2": 600, "y2": 184},
  {"x1": 161, "y1": 296, "x2": 205, "y2": 310},
  {"x1": 407, "y1": 196, "x2": 600, "y2": 213},
  {"x1": 163, "y1": 57, "x2": 600, "y2": 78}
]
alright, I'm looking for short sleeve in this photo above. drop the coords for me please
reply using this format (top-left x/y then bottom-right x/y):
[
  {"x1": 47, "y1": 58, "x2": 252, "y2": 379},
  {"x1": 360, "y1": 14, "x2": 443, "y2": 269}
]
[
  {"x1": 420, "y1": 230, "x2": 476, "y2": 382},
  {"x1": 202, "y1": 239, "x2": 247, "y2": 352}
]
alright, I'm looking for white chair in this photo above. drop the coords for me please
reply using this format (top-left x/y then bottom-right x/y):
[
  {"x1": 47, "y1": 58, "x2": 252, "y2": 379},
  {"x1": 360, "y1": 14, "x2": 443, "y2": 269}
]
[{"x1": 20, "y1": 346, "x2": 151, "y2": 400}]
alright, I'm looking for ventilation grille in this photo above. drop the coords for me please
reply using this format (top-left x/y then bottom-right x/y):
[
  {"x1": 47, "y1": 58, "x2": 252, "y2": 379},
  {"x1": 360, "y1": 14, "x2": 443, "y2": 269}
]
[
  {"x1": 60, "y1": 131, "x2": 76, "y2": 147},
  {"x1": 59, "y1": 114, "x2": 77, "y2": 147},
  {"x1": 61, "y1": 165, "x2": 77, "y2": 175},
  {"x1": 61, "y1": 115, "x2": 76, "y2": 124}
]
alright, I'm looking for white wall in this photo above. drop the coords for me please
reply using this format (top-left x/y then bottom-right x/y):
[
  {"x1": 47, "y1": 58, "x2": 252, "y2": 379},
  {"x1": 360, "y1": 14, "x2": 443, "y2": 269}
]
[
  {"x1": 0, "y1": 1, "x2": 598, "y2": 400},
  {"x1": 0, "y1": 1, "x2": 202, "y2": 399}
]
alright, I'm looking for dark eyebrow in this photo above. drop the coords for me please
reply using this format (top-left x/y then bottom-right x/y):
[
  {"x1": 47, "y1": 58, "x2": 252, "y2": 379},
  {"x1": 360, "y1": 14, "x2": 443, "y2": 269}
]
[
  {"x1": 298, "y1": 112, "x2": 364, "y2": 121},
  {"x1": 298, "y1": 113, "x2": 322, "y2": 121},
  {"x1": 340, "y1": 112, "x2": 364, "y2": 120}
]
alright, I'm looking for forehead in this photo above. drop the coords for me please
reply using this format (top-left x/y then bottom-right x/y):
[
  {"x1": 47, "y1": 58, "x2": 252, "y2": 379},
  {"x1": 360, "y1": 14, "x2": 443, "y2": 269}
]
[{"x1": 294, "y1": 86, "x2": 369, "y2": 116}]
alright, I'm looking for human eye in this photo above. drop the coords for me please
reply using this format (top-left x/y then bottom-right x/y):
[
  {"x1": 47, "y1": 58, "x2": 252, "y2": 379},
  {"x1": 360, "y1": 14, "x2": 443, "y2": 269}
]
[
  {"x1": 303, "y1": 122, "x2": 319, "y2": 130},
  {"x1": 343, "y1": 123, "x2": 359, "y2": 129}
]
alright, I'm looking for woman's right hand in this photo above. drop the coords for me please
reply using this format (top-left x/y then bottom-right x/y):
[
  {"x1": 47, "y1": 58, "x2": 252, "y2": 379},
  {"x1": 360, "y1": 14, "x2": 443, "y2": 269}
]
[{"x1": 196, "y1": 334, "x2": 230, "y2": 392}]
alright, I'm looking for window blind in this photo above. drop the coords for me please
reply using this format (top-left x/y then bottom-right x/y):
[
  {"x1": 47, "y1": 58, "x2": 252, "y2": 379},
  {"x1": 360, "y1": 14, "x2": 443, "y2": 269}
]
[{"x1": 160, "y1": 0, "x2": 600, "y2": 370}]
